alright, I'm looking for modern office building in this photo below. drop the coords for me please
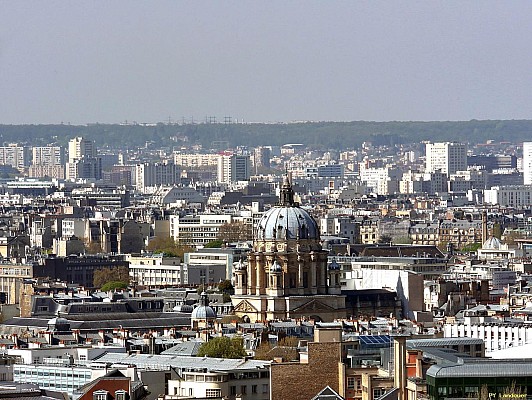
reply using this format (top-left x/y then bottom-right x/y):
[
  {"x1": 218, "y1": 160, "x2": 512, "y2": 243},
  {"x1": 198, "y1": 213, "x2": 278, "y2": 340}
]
[
  {"x1": 66, "y1": 137, "x2": 102, "y2": 181},
  {"x1": 217, "y1": 154, "x2": 251, "y2": 184},
  {"x1": 68, "y1": 137, "x2": 96, "y2": 162},
  {"x1": 425, "y1": 142, "x2": 467, "y2": 176},
  {"x1": 135, "y1": 161, "x2": 181, "y2": 193}
]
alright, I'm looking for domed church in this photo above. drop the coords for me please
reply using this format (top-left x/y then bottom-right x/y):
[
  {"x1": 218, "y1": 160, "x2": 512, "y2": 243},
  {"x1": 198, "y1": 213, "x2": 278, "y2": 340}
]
[{"x1": 232, "y1": 176, "x2": 346, "y2": 322}]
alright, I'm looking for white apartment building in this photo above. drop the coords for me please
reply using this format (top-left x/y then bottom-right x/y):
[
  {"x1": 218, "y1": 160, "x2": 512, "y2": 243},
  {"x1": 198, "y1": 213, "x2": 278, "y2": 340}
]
[
  {"x1": 217, "y1": 154, "x2": 251, "y2": 184},
  {"x1": 32, "y1": 146, "x2": 63, "y2": 165},
  {"x1": 136, "y1": 161, "x2": 181, "y2": 193},
  {"x1": 66, "y1": 137, "x2": 101, "y2": 181},
  {"x1": 320, "y1": 216, "x2": 359, "y2": 244},
  {"x1": 449, "y1": 168, "x2": 488, "y2": 191},
  {"x1": 170, "y1": 214, "x2": 234, "y2": 247},
  {"x1": 66, "y1": 157, "x2": 102, "y2": 181},
  {"x1": 524, "y1": 142, "x2": 532, "y2": 185},
  {"x1": 0, "y1": 145, "x2": 29, "y2": 170},
  {"x1": 127, "y1": 255, "x2": 185, "y2": 287},
  {"x1": 68, "y1": 137, "x2": 95, "y2": 162},
  {"x1": 444, "y1": 320, "x2": 532, "y2": 353},
  {"x1": 484, "y1": 185, "x2": 532, "y2": 207},
  {"x1": 174, "y1": 153, "x2": 219, "y2": 168},
  {"x1": 359, "y1": 166, "x2": 401, "y2": 195},
  {"x1": 425, "y1": 142, "x2": 467, "y2": 176}
]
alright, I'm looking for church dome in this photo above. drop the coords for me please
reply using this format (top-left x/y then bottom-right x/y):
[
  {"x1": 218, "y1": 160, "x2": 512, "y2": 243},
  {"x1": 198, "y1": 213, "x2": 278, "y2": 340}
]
[
  {"x1": 191, "y1": 305, "x2": 217, "y2": 320},
  {"x1": 483, "y1": 236, "x2": 502, "y2": 250},
  {"x1": 191, "y1": 292, "x2": 217, "y2": 320},
  {"x1": 256, "y1": 176, "x2": 319, "y2": 241}
]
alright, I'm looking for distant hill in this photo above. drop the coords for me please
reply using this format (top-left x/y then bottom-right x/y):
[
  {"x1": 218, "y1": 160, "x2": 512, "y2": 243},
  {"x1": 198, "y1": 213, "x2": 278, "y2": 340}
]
[{"x1": 1, "y1": 119, "x2": 530, "y2": 150}]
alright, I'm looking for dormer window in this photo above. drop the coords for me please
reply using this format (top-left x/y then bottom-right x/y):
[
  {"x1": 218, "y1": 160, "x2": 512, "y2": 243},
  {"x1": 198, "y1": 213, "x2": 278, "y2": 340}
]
[
  {"x1": 93, "y1": 390, "x2": 108, "y2": 400},
  {"x1": 115, "y1": 390, "x2": 128, "y2": 400}
]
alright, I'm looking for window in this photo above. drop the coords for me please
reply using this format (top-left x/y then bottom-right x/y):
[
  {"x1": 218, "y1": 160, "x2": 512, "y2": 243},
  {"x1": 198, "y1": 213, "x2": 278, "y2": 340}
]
[
  {"x1": 262, "y1": 384, "x2": 269, "y2": 394},
  {"x1": 241, "y1": 385, "x2": 247, "y2": 395},
  {"x1": 230, "y1": 386, "x2": 237, "y2": 395},
  {"x1": 347, "y1": 377, "x2": 355, "y2": 389},
  {"x1": 115, "y1": 390, "x2": 127, "y2": 400},
  {"x1": 206, "y1": 389, "x2": 221, "y2": 398},
  {"x1": 252, "y1": 385, "x2": 257, "y2": 394},
  {"x1": 93, "y1": 390, "x2": 108, "y2": 400}
]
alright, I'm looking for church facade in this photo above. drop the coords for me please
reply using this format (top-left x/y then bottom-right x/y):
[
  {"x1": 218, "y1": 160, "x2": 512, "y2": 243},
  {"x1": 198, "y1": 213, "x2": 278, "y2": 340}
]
[{"x1": 232, "y1": 176, "x2": 346, "y2": 322}]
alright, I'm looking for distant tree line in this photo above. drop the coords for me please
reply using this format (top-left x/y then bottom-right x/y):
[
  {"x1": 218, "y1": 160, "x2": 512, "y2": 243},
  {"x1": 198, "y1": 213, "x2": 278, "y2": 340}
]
[{"x1": 2, "y1": 119, "x2": 531, "y2": 150}]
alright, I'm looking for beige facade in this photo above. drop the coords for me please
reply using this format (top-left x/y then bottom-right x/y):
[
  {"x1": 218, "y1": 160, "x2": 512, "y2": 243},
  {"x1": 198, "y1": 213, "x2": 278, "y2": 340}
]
[{"x1": 232, "y1": 176, "x2": 345, "y2": 322}]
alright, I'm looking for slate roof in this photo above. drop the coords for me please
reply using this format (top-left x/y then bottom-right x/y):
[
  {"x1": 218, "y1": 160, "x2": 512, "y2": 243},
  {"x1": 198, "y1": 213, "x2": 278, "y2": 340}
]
[
  {"x1": 407, "y1": 337, "x2": 484, "y2": 349},
  {"x1": 161, "y1": 340, "x2": 204, "y2": 356},
  {"x1": 94, "y1": 352, "x2": 270, "y2": 372}
]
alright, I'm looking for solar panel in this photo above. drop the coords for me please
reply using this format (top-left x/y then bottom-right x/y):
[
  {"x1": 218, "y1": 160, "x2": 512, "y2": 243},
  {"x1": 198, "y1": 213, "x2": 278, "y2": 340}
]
[{"x1": 359, "y1": 335, "x2": 392, "y2": 348}]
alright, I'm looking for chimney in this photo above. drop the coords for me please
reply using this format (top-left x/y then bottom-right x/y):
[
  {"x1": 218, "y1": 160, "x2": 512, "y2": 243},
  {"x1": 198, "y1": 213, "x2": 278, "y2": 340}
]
[
  {"x1": 393, "y1": 335, "x2": 408, "y2": 400},
  {"x1": 482, "y1": 211, "x2": 488, "y2": 244},
  {"x1": 45, "y1": 331, "x2": 53, "y2": 345},
  {"x1": 72, "y1": 329, "x2": 80, "y2": 343},
  {"x1": 11, "y1": 333, "x2": 19, "y2": 347}
]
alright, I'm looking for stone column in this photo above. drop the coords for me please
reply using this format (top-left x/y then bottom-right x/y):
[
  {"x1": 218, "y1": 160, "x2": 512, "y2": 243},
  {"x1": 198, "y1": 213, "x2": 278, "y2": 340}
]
[
  {"x1": 297, "y1": 254, "x2": 304, "y2": 295},
  {"x1": 310, "y1": 252, "x2": 318, "y2": 295}
]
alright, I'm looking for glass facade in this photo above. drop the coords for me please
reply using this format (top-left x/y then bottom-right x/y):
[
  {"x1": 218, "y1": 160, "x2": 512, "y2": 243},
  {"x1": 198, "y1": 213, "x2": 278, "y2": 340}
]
[
  {"x1": 427, "y1": 375, "x2": 532, "y2": 400},
  {"x1": 13, "y1": 365, "x2": 92, "y2": 398}
]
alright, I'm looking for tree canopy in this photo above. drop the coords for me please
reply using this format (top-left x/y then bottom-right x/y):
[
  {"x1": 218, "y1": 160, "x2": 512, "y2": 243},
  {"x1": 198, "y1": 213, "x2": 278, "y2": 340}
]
[
  {"x1": 2, "y1": 120, "x2": 532, "y2": 150},
  {"x1": 218, "y1": 221, "x2": 253, "y2": 243},
  {"x1": 204, "y1": 239, "x2": 223, "y2": 248},
  {"x1": 197, "y1": 336, "x2": 247, "y2": 359},
  {"x1": 93, "y1": 265, "x2": 129, "y2": 288},
  {"x1": 147, "y1": 236, "x2": 191, "y2": 258},
  {"x1": 100, "y1": 281, "x2": 128, "y2": 292}
]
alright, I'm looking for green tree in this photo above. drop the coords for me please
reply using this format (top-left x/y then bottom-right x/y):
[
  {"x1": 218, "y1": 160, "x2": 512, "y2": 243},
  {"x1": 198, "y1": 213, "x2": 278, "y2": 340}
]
[
  {"x1": 394, "y1": 235, "x2": 413, "y2": 245},
  {"x1": 197, "y1": 336, "x2": 247, "y2": 359},
  {"x1": 100, "y1": 281, "x2": 128, "y2": 292},
  {"x1": 492, "y1": 223, "x2": 502, "y2": 239},
  {"x1": 93, "y1": 265, "x2": 129, "y2": 288},
  {"x1": 460, "y1": 242, "x2": 482, "y2": 253},
  {"x1": 378, "y1": 234, "x2": 393, "y2": 244},
  {"x1": 204, "y1": 239, "x2": 223, "y2": 248},
  {"x1": 147, "y1": 236, "x2": 191, "y2": 258},
  {"x1": 83, "y1": 237, "x2": 102, "y2": 254},
  {"x1": 218, "y1": 279, "x2": 234, "y2": 303},
  {"x1": 504, "y1": 230, "x2": 526, "y2": 245},
  {"x1": 217, "y1": 221, "x2": 253, "y2": 243}
]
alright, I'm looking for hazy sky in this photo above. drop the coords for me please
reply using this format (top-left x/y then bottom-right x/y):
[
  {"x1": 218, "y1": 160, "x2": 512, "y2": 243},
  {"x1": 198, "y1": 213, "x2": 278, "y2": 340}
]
[{"x1": 1, "y1": 1, "x2": 532, "y2": 124}]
